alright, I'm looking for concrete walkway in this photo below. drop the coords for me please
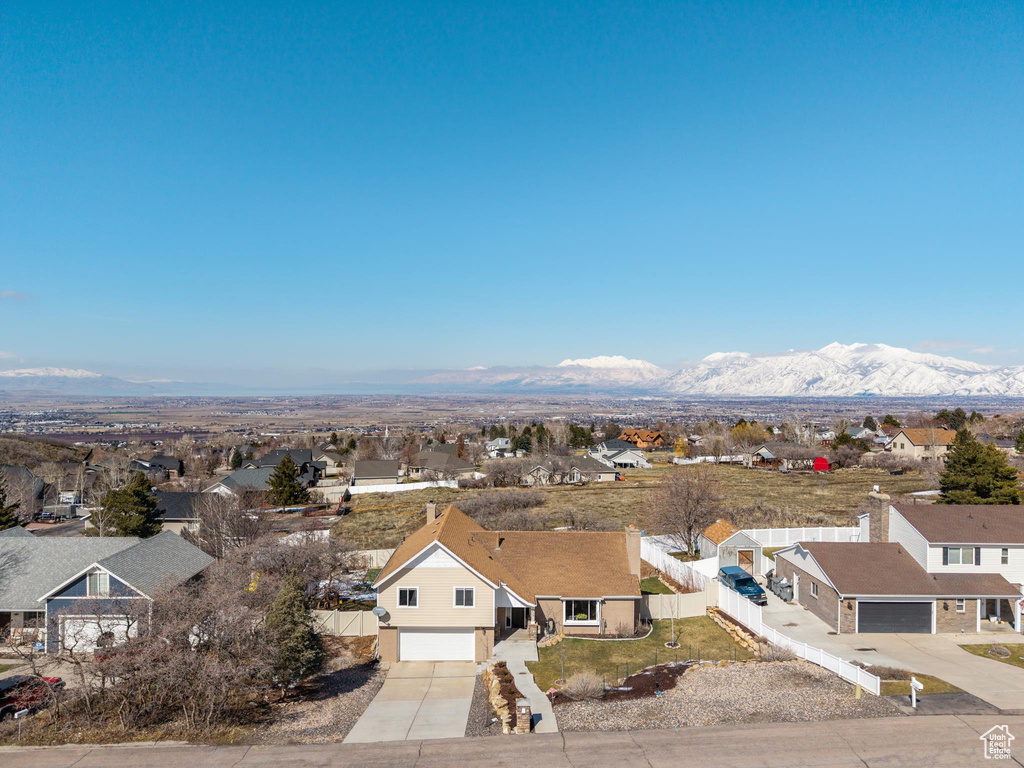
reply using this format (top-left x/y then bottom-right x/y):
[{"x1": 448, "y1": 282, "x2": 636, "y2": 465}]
[
  {"x1": 343, "y1": 661, "x2": 476, "y2": 743},
  {"x1": 492, "y1": 634, "x2": 557, "y2": 733},
  {"x1": 4, "y1": 715, "x2": 1023, "y2": 767},
  {"x1": 763, "y1": 591, "x2": 1024, "y2": 710}
]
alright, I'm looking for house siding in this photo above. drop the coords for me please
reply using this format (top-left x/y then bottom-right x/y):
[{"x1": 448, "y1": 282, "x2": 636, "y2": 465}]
[
  {"x1": 775, "y1": 557, "x2": 840, "y2": 632},
  {"x1": 839, "y1": 599, "x2": 856, "y2": 634},
  {"x1": 377, "y1": 566, "x2": 494, "y2": 628},
  {"x1": 475, "y1": 627, "x2": 494, "y2": 661},
  {"x1": 378, "y1": 626, "x2": 398, "y2": 662},
  {"x1": 925, "y1": 544, "x2": 1024, "y2": 585},
  {"x1": 45, "y1": 571, "x2": 147, "y2": 653},
  {"x1": 536, "y1": 597, "x2": 639, "y2": 637},
  {"x1": 888, "y1": 508, "x2": 929, "y2": 567},
  {"x1": 936, "y1": 598, "x2": 978, "y2": 633}
]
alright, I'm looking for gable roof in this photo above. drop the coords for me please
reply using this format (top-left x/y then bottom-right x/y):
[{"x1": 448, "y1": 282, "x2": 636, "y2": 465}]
[
  {"x1": 702, "y1": 519, "x2": 740, "y2": 545},
  {"x1": 93, "y1": 531, "x2": 214, "y2": 597},
  {"x1": 353, "y1": 460, "x2": 400, "y2": 479},
  {"x1": 410, "y1": 450, "x2": 474, "y2": 473},
  {"x1": 619, "y1": 429, "x2": 664, "y2": 443},
  {"x1": 0, "y1": 526, "x2": 34, "y2": 538},
  {"x1": 570, "y1": 455, "x2": 614, "y2": 473},
  {"x1": 896, "y1": 428, "x2": 957, "y2": 446},
  {"x1": 153, "y1": 490, "x2": 201, "y2": 521},
  {"x1": 893, "y1": 504, "x2": 1024, "y2": 545},
  {"x1": 374, "y1": 505, "x2": 640, "y2": 601},
  {"x1": 220, "y1": 466, "x2": 276, "y2": 491},
  {"x1": 146, "y1": 454, "x2": 183, "y2": 472},
  {"x1": 594, "y1": 439, "x2": 636, "y2": 453},
  {"x1": 795, "y1": 542, "x2": 1017, "y2": 597}
]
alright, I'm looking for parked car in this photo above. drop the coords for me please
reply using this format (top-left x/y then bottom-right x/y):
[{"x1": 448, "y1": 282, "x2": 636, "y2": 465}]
[
  {"x1": 0, "y1": 675, "x2": 64, "y2": 720},
  {"x1": 718, "y1": 565, "x2": 768, "y2": 606}
]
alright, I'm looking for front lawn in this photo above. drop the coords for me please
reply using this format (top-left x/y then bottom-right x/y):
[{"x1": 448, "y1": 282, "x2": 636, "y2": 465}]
[
  {"x1": 640, "y1": 577, "x2": 673, "y2": 594},
  {"x1": 526, "y1": 617, "x2": 753, "y2": 692},
  {"x1": 960, "y1": 643, "x2": 1024, "y2": 670},
  {"x1": 0, "y1": 663, "x2": 18, "y2": 674},
  {"x1": 879, "y1": 673, "x2": 962, "y2": 697}
]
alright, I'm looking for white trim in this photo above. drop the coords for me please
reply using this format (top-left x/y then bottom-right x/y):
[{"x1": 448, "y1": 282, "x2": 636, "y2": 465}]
[
  {"x1": 397, "y1": 586, "x2": 419, "y2": 608},
  {"x1": 37, "y1": 563, "x2": 150, "y2": 602},
  {"x1": 373, "y1": 541, "x2": 500, "y2": 591},
  {"x1": 563, "y1": 598, "x2": 600, "y2": 626}
]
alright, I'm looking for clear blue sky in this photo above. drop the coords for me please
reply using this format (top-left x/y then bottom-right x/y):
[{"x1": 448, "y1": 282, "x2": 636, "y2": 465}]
[{"x1": 2, "y1": 1, "x2": 1022, "y2": 385}]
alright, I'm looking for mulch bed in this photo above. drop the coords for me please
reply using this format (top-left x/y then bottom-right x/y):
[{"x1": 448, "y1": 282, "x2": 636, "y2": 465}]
[{"x1": 551, "y1": 663, "x2": 691, "y2": 706}]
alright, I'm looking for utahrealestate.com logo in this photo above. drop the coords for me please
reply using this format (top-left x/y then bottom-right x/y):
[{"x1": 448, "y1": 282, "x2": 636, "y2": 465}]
[{"x1": 980, "y1": 725, "x2": 1014, "y2": 760}]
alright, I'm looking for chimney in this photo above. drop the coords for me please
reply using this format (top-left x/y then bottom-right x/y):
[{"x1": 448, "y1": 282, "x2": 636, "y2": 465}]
[
  {"x1": 426, "y1": 500, "x2": 437, "y2": 524},
  {"x1": 866, "y1": 489, "x2": 891, "y2": 543},
  {"x1": 625, "y1": 525, "x2": 641, "y2": 579}
]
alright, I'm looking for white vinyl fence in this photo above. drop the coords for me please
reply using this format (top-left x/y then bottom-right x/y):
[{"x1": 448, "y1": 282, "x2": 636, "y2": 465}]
[
  {"x1": 672, "y1": 455, "x2": 745, "y2": 465},
  {"x1": 641, "y1": 536, "x2": 714, "y2": 591},
  {"x1": 642, "y1": 589, "x2": 717, "y2": 620},
  {"x1": 717, "y1": 586, "x2": 880, "y2": 696},
  {"x1": 356, "y1": 548, "x2": 396, "y2": 568},
  {"x1": 311, "y1": 610, "x2": 379, "y2": 637},
  {"x1": 741, "y1": 526, "x2": 861, "y2": 547},
  {"x1": 347, "y1": 480, "x2": 459, "y2": 496}
]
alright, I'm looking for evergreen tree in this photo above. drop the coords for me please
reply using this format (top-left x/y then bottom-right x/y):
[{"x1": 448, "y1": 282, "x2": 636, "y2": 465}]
[
  {"x1": 329, "y1": 431, "x2": 338, "y2": 446},
  {"x1": 266, "y1": 576, "x2": 325, "y2": 689},
  {"x1": 101, "y1": 471, "x2": 162, "y2": 537},
  {"x1": 267, "y1": 454, "x2": 310, "y2": 507},
  {"x1": 937, "y1": 407, "x2": 968, "y2": 431},
  {"x1": 1016, "y1": 428, "x2": 1024, "y2": 456},
  {"x1": 0, "y1": 476, "x2": 21, "y2": 531},
  {"x1": 346, "y1": 437, "x2": 357, "y2": 451},
  {"x1": 229, "y1": 448, "x2": 243, "y2": 470},
  {"x1": 882, "y1": 414, "x2": 900, "y2": 427},
  {"x1": 939, "y1": 430, "x2": 1021, "y2": 505},
  {"x1": 862, "y1": 415, "x2": 877, "y2": 430},
  {"x1": 969, "y1": 411, "x2": 985, "y2": 424},
  {"x1": 511, "y1": 433, "x2": 532, "y2": 454}
]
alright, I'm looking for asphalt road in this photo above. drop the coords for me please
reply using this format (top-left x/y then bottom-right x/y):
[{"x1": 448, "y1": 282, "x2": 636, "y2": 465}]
[{"x1": 2, "y1": 714, "x2": 1022, "y2": 767}]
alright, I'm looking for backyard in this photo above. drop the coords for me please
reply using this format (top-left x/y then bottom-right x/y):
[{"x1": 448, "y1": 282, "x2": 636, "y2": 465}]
[
  {"x1": 331, "y1": 464, "x2": 933, "y2": 549},
  {"x1": 526, "y1": 617, "x2": 753, "y2": 691}
]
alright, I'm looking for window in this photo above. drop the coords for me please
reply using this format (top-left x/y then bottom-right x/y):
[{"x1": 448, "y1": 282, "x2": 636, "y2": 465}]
[
  {"x1": 944, "y1": 547, "x2": 975, "y2": 566},
  {"x1": 1002, "y1": 548, "x2": 1009, "y2": 566},
  {"x1": 454, "y1": 587, "x2": 474, "y2": 607},
  {"x1": 811, "y1": 582, "x2": 819, "y2": 598},
  {"x1": 398, "y1": 587, "x2": 418, "y2": 607},
  {"x1": 956, "y1": 598, "x2": 965, "y2": 613},
  {"x1": 87, "y1": 572, "x2": 110, "y2": 597},
  {"x1": 564, "y1": 599, "x2": 599, "y2": 625}
]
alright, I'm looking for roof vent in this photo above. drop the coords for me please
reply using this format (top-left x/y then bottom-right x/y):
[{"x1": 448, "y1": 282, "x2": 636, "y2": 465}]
[{"x1": 496, "y1": 536, "x2": 504, "y2": 551}]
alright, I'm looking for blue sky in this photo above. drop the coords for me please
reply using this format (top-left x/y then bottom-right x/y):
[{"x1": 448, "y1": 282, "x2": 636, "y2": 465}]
[{"x1": 2, "y1": 1, "x2": 1022, "y2": 386}]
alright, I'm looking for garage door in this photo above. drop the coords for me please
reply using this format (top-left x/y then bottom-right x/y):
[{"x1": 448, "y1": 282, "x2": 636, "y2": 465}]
[
  {"x1": 857, "y1": 602, "x2": 932, "y2": 633},
  {"x1": 399, "y1": 628, "x2": 475, "y2": 661},
  {"x1": 60, "y1": 616, "x2": 133, "y2": 652}
]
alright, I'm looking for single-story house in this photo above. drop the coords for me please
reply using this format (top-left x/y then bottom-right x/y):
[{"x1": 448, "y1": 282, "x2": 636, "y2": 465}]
[
  {"x1": 405, "y1": 450, "x2": 476, "y2": 480},
  {"x1": 746, "y1": 443, "x2": 815, "y2": 471},
  {"x1": 371, "y1": 504, "x2": 642, "y2": 662},
  {"x1": 0, "y1": 528, "x2": 213, "y2": 652},
  {"x1": 885, "y1": 428, "x2": 957, "y2": 462},
  {"x1": 698, "y1": 519, "x2": 764, "y2": 574},
  {"x1": 153, "y1": 490, "x2": 201, "y2": 535},
  {"x1": 774, "y1": 541, "x2": 1019, "y2": 634},
  {"x1": 590, "y1": 440, "x2": 651, "y2": 469},
  {"x1": 484, "y1": 438, "x2": 512, "y2": 458},
  {"x1": 845, "y1": 426, "x2": 876, "y2": 441},
  {"x1": 205, "y1": 465, "x2": 317, "y2": 497},
  {"x1": 351, "y1": 460, "x2": 401, "y2": 486}
]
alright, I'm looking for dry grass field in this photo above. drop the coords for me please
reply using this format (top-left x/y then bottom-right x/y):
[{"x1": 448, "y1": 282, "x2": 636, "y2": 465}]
[{"x1": 331, "y1": 462, "x2": 935, "y2": 549}]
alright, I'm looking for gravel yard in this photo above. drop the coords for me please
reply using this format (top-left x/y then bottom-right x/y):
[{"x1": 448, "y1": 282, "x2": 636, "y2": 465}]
[
  {"x1": 556, "y1": 660, "x2": 903, "y2": 732},
  {"x1": 259, "y1": 656, "x2": 386, "y2": 744},
  {"x1": 464, "y1": 674, "x2": 502, "y2": 737}
]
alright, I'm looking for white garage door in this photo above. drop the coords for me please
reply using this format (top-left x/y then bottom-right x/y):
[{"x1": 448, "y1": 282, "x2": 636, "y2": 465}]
[
  {"x1": 399, "y1": 628, "x2": 475, "y2": 661},
  {"x1": 60, "y1": 616, "x2": 133, "y2": 653}
]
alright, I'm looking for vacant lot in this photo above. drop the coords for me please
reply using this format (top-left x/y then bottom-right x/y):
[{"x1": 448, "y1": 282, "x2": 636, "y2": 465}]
[{"x1": 331, "y1": 464, "x2": 933, "y2": 548}]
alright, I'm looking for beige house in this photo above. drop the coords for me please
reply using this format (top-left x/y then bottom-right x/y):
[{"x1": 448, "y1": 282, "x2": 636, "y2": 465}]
[
  {"x1": 351, "y1": 460, "x2": 400, "y2": 486},
  {"x1": 372, "y1": 504, "x2": 642, "y2": 662},
  {"x1": 886, "y1": 428, "x2": 957, "y2": 462}
]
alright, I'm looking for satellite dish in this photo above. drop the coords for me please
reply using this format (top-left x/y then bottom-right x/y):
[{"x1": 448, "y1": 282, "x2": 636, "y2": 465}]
[{"x1": 371, "y1": 606, "x2": 387, "y2": 618}]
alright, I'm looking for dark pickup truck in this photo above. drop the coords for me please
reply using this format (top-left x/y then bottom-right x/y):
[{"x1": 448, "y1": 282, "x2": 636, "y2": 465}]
[{"x1": 718, "y1": 566, "x2": 768, "y2": 606}]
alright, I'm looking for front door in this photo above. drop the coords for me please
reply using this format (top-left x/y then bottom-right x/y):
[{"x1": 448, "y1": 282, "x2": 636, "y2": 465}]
[
  {"x1": 509, "y1": 607, "x2": 527, "y2": 629},
  {"x1": 738, "y1": 550, "x2": 754, "y2": 574}
]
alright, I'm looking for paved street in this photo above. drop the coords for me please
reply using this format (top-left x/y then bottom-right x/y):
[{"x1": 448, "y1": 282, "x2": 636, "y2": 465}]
[
  {"x1": 3, "y1": 715, "x2": 1023, "y2": 766},
  {"x1": 343, "y1": 661, "x2": 476, "y2": 743},
  {"x1": 763, "y1": 591, "x2": 1024, "y2": 710}
]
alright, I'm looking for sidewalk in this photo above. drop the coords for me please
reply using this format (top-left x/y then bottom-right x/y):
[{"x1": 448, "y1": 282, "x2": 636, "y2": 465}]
[{"x1": 492, "y1": 635, "x2": 557, "y2": 733}]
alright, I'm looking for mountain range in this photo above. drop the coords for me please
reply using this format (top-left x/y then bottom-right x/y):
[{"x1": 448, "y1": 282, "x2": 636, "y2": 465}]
[{"x1": 3, "y1": 344, "x2": 1024, "y2": 397}]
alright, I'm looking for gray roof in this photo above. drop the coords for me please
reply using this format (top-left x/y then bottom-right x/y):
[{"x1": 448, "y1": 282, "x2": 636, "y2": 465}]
[
  {"x1": 594, "y1": 439, "x2": 635, "y2": 453},
  {"x1": 253, "y1": 449, "x2": 313, "y2": 467},
  {"x1": 220, "y1": 466, "x2": 276, "y2": 491},
  {"x1": 353, "y1": 460, "x2": 400, "y2": 479},
  {"x1": 410, "y1": 450, "x2": 474, "y2": 473},
  {"x1": 95, "y1": 531, "x2": 213, "y2": 597},
  {"x1": 0, "y1": 526, "x2": 35, "y2": 538},
  {"x1": 154, "y1": 490, "x2": 201, "y2": 521},
  {"x1": 0, "y1": 536, "x2": 140, "y2": 611},
  {"x1": 571, "y1": 455, "x2": 614, "y2": 473}
]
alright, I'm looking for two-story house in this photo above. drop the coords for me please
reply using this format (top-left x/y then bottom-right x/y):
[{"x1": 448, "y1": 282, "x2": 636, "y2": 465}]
[
  {"x1": 775, "y1": 503, "x2": 1024, "y2": 635},
  {"x1": 885, "y1": 428, "x2": 957, "y2": 462}
]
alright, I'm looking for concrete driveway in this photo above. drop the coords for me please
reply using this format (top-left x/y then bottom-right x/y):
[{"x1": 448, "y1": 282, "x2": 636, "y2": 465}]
[
  {"x1": 343, "y1": 661, "x2": 476, "y2": 743},
  {"x1": 763, "y1": 591, "x2": 1024, "y2": 710}
]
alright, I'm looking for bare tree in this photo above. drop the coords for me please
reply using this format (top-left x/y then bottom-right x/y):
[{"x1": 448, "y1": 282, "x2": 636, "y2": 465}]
[
  {"x1": 644, "y1": 465, "x2": 723, "y2": 554},
  {"x1": 183, "y1": 492, "x2": 267, "y2": 558}
]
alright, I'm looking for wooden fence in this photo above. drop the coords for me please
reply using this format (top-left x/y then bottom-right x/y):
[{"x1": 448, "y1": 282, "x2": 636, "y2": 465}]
[{"x1": 311, "y1": 610, "x2": 379, "y2": 637}]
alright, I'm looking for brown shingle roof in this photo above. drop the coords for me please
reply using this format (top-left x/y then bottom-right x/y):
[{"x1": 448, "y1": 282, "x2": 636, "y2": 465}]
[
  {"x1": 896, "y1": 428, "x2": 957, "y2": 446},
  {"x1": 352, "y1": 460, "x2": 400, "y2": 479},
  {"x1": 373, "y1": 505, "x2": 640, "y2": 601},
  {"x1": 702, "y1": 519, "x2": 739, "y2": 545},
  {"x1": 893, "y1": 504, "x2": 1024, "y2": 544},
  {"x1": 798, "y1": 542, "x2": 1017, "y2": 597}
]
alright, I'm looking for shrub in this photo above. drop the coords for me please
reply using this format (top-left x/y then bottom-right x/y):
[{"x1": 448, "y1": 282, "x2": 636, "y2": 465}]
[
  {"x1": 758, "y1": 642, "x2": 797, "y2": 662},
  {"x1": 862, "y1": 664, "x2": 911, "y2": 680},
  {"x1": 562, "y1": 671, "x2": 605, "y2": 701}
]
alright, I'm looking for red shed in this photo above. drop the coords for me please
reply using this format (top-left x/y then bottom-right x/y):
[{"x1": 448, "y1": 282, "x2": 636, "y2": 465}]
[{"x1": 813, "y1": 457, "x2": 830, "y2": 472}]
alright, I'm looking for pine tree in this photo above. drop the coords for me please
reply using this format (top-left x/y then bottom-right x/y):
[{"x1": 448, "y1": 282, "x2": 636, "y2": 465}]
[
  {"x1": 229, "y1": 448, "x2": 243, "y2": 470},
  {"x1": 862, "y1": 416, "x2": 877, "y2": 431},
  {"x1": 882, "y1": 414, "x2": 900, "y2": 427},
  {"x1": 0, "y1": 476, "x2": 21, "y2": 531},
  {"x1": 1016, "y1": 428, "x2": 1024, "y2": 455},
  {"x1": 101, "y1": 471, "x2": 162, "y2": 537},
  {"x1": 267, "y1": 454, "x2": 310, "y2": 507},
  {"x1": 266, "y1": 576, "x2": 324, "y2": 689},
  {"x1": 939, "y1": 430, "x2": 1021, "y2": 505}
]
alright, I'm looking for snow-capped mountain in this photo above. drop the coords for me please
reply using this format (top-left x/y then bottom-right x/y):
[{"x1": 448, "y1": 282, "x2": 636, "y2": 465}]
[
  {"x1": 0, "y1": 367, "x2": 102, "y2": 379},
  {"x1": 417, "y1": 344, "x2": 1024, "y2": 396},
  {"x1": 664, "y1": 343, "x2": 1024, "y2": 396}
]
